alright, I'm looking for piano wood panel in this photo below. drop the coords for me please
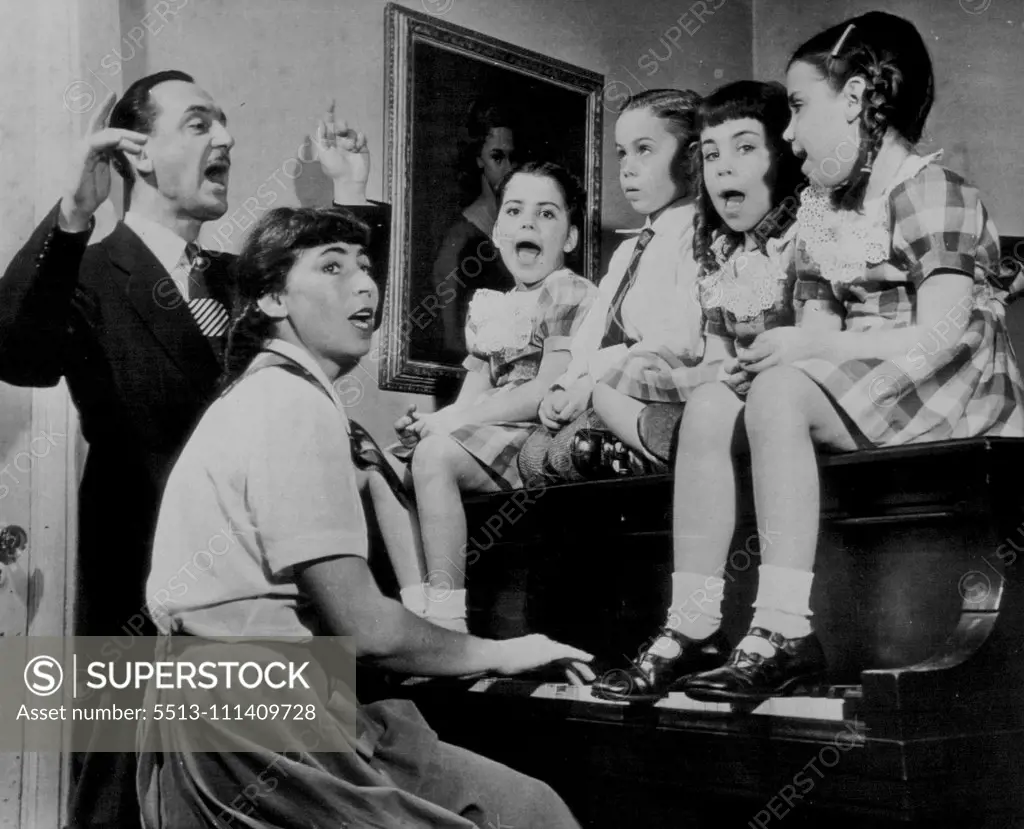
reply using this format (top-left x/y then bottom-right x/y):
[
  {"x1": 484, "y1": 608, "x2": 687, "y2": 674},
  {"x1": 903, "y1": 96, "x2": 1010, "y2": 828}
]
[{"x1": 393, "y1": 437, "x2": 1024, "y2": 826}]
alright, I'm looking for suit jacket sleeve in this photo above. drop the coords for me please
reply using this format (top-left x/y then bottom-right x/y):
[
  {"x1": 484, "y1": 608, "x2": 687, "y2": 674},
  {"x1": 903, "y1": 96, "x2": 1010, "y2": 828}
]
[
  {"x1": 336, "y1": 200, "x2": 390, "y2": 285},
  {"x1": 0, "y1": 201, "x2": 92, "y2": 386}
]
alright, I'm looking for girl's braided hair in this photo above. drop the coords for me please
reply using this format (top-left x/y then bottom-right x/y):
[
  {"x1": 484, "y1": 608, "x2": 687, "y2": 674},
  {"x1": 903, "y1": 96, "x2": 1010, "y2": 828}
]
[
  {"x1": 619, "y1": 88, "x2": 702, "y2": 201},
  {"x1": 789, "y1": 11, "x2": 935, "y2": 212}
]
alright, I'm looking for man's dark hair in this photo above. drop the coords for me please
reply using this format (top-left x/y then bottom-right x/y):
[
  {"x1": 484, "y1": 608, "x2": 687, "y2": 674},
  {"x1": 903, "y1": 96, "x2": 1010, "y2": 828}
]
[{"x1": 109, "y1": 70, "x2": 195, "y2": 187}]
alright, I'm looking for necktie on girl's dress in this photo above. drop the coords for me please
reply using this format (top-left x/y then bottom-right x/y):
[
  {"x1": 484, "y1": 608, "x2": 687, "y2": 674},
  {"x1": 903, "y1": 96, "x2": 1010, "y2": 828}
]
[
  {"x1": 600, "y1": 227, "x2": 655, "y2": 349},
  {"x1": 348, "y1": 419, "x2": 414, "y2": 509},
  {"x1": 183, "y1": 243, "x2": 230, "y2": 355}
]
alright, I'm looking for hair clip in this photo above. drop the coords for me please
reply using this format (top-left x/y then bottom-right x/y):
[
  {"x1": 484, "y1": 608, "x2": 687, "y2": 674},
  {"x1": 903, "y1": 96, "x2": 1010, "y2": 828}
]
[{"x1": 830, "y1": 23, "x2": 855, "y2": 58}]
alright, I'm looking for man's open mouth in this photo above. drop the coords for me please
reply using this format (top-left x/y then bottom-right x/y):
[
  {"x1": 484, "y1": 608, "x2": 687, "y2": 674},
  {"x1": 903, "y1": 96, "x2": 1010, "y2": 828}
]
[{"x1": 205, "y1": 159, "x2": 231, "y2": 185}]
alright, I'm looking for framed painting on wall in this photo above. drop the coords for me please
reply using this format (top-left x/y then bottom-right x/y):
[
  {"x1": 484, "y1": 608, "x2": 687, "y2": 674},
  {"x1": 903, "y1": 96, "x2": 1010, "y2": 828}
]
[{"x1": 380, "y1": 3, "x2": 604, "y2": 394}]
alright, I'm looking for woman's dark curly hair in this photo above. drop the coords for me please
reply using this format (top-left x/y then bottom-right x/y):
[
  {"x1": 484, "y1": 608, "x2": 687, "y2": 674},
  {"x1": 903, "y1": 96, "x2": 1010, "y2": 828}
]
[
  {"x1": 222, "y1": 206, "x2": 372, "y2": 386},
  {"x1": 693, "y1": 80, "x2": 806, "y2": 275},
  {"x1": 788, "y1": 11, "x2": 935, "y2": 212}
]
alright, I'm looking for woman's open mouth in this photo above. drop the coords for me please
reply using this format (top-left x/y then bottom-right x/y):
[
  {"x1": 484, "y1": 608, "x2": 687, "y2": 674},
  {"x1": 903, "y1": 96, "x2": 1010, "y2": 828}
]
[{"x1": 348, "y1": 308, "x2": 374, "y2": 332}]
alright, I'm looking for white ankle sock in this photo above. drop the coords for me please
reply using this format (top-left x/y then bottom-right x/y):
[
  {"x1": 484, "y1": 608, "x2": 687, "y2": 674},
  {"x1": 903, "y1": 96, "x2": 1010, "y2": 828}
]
[
  {"x1": 399, "y1": 586, "x2": 428, "y2": 617},
  {"x1": 667, "y1": 570, "x2": 724, "y2": 641},
  {"x1": 744, "y1": 564, "x2": 814, "y2": 653},
  {"x1": 424, "y1": 586, "x2": 467, "y2": 626},
  {"x1": 430, "y1": 616, "x2": 469, "y2": 634}
]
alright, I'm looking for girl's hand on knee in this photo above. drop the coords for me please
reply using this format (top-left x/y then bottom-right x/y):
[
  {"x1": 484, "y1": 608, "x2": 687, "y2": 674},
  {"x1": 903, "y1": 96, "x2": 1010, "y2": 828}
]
[
  {"x1": 394, "y1": 403, "x2": 421, "y2": 446},
  {"x1": 718, "y1": 357, "x2": 753, "y2": 395},
  {"x1": 495, "y1": 634, "x2": 596, "y2": 685},
  {"x1": 738, "y1": 327, "x2": 815, "y2": 373},
  {"x1": 394, "y1": 402, "x2": 418, "y2": 433},
  {"x1": 557, "y1": 378, "x2": 593, "y2": 424},
  {"x1": 539, "y1": 391, "x2": 566, "y2": 430},
  {"x1": 411, "y1": 409, "x2": 464, "y2": 438}
]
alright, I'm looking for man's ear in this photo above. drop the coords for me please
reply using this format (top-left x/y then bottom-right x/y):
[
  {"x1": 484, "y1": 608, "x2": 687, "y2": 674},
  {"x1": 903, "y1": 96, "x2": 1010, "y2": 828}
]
[
  {"x1": 133, "y1": 147, "x2": 154, "y2": 177},
  {"x1": 842, "y1": 76, "x2": 867, "y2": 122},
  {"x1": 257, "y1": 292, "x2": 288, "y2": 320},
  {"x1": 563, "y1": 226, "x2": 580, "y2": 255}
]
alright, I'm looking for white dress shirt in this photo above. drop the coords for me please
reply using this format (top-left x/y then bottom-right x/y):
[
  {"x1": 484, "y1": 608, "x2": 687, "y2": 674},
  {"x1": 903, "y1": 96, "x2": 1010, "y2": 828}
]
[
  {"x1": 123, "y1": 211, "x2": 194, "y2": 300},
  {"x1": 556, "y1": 201, "x2": 703, "y2": 388}
]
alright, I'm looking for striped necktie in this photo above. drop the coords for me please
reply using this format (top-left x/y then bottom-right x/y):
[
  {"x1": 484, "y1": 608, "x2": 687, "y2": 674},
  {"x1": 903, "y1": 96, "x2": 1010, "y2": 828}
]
[
  {"x1": 183, "y1": 243, "x2": 230, "y2": 339},
  {"x1": 600, "y1": 227, "x2": 655, "y2": 348}
]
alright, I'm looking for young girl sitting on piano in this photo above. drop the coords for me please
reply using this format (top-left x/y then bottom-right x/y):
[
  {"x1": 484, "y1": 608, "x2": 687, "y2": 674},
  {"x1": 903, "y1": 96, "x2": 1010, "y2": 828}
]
[
  {"x1": 519, "y1": 88, "x2": 705, "y2": 480},
  {"x1": 392, "y1": 161, "x2": 597, "y2": 633}
]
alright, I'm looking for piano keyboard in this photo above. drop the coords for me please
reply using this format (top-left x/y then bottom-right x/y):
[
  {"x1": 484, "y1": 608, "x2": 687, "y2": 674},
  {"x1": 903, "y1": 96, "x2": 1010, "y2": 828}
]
[{"x1": 460, "y1": 678, "x2": 851, "y2": 722}]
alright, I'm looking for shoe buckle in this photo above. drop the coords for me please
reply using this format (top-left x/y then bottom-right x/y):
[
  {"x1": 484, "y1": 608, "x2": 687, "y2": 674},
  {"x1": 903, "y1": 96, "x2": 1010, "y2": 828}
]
[{"x1": 748, "y1": 626, "x2": 788, "y2": 652}]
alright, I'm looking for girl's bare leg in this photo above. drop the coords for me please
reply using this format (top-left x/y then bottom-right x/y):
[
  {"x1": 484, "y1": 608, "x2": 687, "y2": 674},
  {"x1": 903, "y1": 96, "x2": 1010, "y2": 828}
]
[
  {"x1": 592, "y1": 383, "x2": 658, "y2": 460},
  {"x1": 411, "y1": 434, "x2": 501, "y2": 631},
  {"x1": 656, "y1": 382, "x2": 746, "y2": 646},
  {"x1": 672, "y1": 382, "x2": 745, "y2": 575},
  {"x1": 745, "y1": 367, "x2": 859, "y2": 571},
  {"x1": 592, "y1": 382, "x2": 744, "y2": 700},
  {"x1": 740, "y1": 366, "x2": 859, "y2": 650}
]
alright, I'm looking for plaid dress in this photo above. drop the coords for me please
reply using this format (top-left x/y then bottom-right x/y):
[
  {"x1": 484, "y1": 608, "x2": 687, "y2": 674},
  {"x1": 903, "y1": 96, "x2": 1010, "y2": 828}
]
[
  {"x1": 597, "y1": 344, "x2": 704, "y2": 403},
  {"x1": 790, "y1": 153, "x2": 1024, "y2": 445},
  {"x1": 449, "y1": 269, "x2": 597, "y2": 489},
  {"x1": 703, "y1": 233, "x2": 797, "y2": 349}
]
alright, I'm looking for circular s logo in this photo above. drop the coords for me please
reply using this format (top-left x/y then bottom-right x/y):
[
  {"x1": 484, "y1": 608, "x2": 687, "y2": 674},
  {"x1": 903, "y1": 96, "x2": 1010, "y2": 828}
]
[
  {"x1": 958, "y1": 571, "x2": 992, "y2": 606},
  {"x1": 24, "y1": 655, "x2": 64, "y2": 696}
]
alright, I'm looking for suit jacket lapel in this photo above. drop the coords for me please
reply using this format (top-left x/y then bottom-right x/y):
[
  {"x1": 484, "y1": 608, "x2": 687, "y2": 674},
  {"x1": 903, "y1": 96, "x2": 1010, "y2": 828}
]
[{"x1": 106, "y1": 223, "x2": 223, "y2": 393}]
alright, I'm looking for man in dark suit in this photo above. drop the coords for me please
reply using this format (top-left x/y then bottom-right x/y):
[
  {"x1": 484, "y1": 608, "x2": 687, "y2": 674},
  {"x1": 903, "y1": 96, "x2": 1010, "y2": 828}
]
[{"x1": 0, "y1": 70, "x2": 387, "y2": 829}]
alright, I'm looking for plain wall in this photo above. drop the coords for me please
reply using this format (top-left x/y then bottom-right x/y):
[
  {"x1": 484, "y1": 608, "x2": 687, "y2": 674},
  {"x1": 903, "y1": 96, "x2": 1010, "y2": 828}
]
[
  {"x1": 124, "y1": 0, "x2": 753, "y2": 444},
  {"x1": 752, "y1": 0, "x2": 1024, "y2": 236}
]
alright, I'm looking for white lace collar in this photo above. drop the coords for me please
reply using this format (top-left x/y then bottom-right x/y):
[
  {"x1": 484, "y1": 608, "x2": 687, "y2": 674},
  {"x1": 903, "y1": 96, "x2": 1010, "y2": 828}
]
[
  {"x1": 700, "y1": 227, "x2": 795, "y2": 321},
  {"x1": 466, "y1": 268, "x2": 574, "y2": 355},
  {"x1": 796, "y1": 151, "x2": 944, "y2": 289}
]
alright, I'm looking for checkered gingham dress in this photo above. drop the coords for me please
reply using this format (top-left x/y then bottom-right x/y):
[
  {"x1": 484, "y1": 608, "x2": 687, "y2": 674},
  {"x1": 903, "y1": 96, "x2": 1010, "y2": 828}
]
[
  {"x1": 448, "y1": 270, "x2": 597, "y2": 489},
  {"x1": 597, "y1": 343, "x2": 705, "y2": 404},
  {"x1": 790, "y1": 155, "x2": 1024, "y2": 446}
]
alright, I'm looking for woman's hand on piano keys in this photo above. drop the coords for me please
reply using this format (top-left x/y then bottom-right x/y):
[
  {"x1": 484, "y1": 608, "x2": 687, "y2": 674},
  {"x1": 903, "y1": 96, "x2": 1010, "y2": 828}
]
[{"x1": 495, "y1": 634, "x2": 596, "y2": 686}]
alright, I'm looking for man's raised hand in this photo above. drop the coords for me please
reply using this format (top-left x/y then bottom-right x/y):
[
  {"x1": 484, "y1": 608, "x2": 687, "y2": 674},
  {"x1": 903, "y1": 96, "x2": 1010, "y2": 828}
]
[
  {"x1": 60, "y1": 91, "x2": 148, "y2": 233},
  {"x1": 313, "y1": 101, "x2": 370, "y2": 205}
]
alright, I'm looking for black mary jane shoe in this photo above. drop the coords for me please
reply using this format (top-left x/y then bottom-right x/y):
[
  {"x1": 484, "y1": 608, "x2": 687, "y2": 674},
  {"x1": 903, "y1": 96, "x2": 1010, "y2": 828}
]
[
  {"x1": 591, "y1": 627, "x2": 731, "y2": 703},
  {"x1": 683, "y1": 627, "x2": 827, "y2": 703},
  {"x1": 571, "y1": 428, "x2": 665, "y2": 479}
]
